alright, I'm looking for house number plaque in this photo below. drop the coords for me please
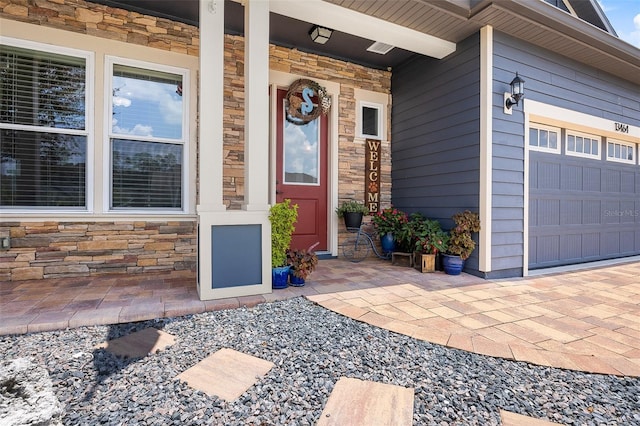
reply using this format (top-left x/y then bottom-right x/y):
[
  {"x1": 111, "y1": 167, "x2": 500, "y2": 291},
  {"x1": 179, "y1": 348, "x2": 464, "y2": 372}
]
[{"x1": 365, "y1": 139, "x2": 381, "y2": 214}]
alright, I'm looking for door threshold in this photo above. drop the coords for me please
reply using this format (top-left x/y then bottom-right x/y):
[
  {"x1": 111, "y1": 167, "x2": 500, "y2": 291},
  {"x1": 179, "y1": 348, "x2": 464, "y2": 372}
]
[{"x1": 316, "y1": 251, "x2": 336, "y2": 260}]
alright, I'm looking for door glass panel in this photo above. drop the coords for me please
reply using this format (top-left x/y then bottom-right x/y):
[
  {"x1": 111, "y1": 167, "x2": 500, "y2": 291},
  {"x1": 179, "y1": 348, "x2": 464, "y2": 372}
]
[{"x1": 283, "y1": 108, "x2": 320, "y2": 185}]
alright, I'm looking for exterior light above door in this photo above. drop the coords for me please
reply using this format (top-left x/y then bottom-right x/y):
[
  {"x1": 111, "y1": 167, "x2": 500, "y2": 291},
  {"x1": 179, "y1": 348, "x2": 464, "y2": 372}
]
[
  {"x1": 309, "y1": 25, "x2": 332, "y2": 44},
  {"x1": 504, "y1": 72, "x2": 525, "y2": 115}
]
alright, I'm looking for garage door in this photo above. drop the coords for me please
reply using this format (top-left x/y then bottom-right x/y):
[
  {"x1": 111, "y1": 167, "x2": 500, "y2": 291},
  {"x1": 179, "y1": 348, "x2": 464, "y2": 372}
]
[{"x1": 528, "y1": 139, "x2": 640, "y2": 270}]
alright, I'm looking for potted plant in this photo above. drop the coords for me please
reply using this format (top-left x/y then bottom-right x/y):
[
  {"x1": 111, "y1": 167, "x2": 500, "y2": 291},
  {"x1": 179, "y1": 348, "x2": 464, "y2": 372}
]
[
  {"x1": 269, "y1": 199, "x2": 298, "y2": 288},
  {"x1": 413, "y1": 217, "x2": 448, "y2": 273},
  {"x1": 335, "y1": 200, "x2": 369, "y2": 229},
  {"x1": 442, "y1": 210, "x2": 481, "y2": 275},
  {"x1": 286, "y1": 242, "x2": 319, "y2": 286},
  {"x1": 371, "y1": 207, "x2": 408, "y2": 253}
]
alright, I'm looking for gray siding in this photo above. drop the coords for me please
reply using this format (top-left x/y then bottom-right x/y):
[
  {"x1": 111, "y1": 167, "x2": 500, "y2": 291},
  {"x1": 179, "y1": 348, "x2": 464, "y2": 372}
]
[
  {"x1": 492, "y1": 31, "x2": 640, "y2": 273},
  {"x1": 391, "y1": 33, "x2": 482, "y2": 272},
  {"x1": 391, "y1": 29, "x2": 639, "y2": 278}
]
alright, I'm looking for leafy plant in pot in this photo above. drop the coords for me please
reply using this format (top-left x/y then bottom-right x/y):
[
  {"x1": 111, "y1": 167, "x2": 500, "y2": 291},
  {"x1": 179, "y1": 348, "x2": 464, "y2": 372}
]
[
  {"x1": 371, "y1": 207, "x2": 408, "y2": 253},
  {"x1": 286, "y1": 242, "x2": 319, "y2": 286},
  {"x1": 413, "y1": 216, "x2": 448, "y2": 273},
  {"x1": 269, "y1": 199, "x2": 298, "y2": 289},
  {"x1": 442, "y1": 210, "x2": 481, "y2": 275},
  {"x1": 335, "y1": 200, "x2": 369, "y2": 230}
]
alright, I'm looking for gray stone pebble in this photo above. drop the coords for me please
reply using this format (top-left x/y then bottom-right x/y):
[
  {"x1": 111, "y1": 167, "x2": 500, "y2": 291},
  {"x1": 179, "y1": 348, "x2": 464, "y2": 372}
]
[{"x1": 1, "y1": 297, "x2": 638, "y2": 425}]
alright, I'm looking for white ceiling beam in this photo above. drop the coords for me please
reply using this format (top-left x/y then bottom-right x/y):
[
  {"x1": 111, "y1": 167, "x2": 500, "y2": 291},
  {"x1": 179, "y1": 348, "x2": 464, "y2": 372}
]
[{"x1": 269, "y1": 0, "x2": 457, "y2": 59}]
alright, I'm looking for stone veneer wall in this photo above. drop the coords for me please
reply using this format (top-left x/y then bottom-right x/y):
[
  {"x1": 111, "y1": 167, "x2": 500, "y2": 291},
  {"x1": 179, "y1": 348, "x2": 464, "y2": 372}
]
[
  {"x1": 0, "y1": 221, "x2": 197, "y2": 281},
  {"x1": 1, "y1": 0, "x2": 392, "y2": 279},
  {"x1": 223, "y1": 38, "x2": 392, "y2": 210}
]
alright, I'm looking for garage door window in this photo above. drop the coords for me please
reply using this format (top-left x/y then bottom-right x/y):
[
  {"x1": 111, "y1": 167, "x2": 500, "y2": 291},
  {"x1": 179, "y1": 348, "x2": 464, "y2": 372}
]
[
  {"x1": 566, "y1": 131, "x2": 600, "y2": 160},
  {"x1": 607, "y1": 139, "x2": 636, "y2": 164},
  {"x1": 529, "y1": 124, "x2": 560, "y2": 153}
]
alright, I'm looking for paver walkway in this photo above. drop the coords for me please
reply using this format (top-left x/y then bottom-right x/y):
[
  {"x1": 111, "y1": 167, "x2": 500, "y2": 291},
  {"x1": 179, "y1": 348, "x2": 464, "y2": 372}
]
[
  {"x1": 1, "y1": 258, "x2": 639, "y2": 377},
  {"x1": 308, "y1": 259, "x2": 640, "y2": 377}
]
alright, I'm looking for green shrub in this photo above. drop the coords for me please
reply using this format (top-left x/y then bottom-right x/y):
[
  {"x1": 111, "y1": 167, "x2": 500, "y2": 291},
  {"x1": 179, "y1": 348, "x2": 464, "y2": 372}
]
[{"x1": 269, "y1": 199, "x2": 298, "y2": 267}]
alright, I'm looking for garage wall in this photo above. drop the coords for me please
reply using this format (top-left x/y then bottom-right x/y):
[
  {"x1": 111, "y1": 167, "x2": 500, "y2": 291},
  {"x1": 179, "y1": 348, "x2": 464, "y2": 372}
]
[
  {"x1": 493, "y1": 33, "x2": 640, "y2": 126},
  {"x1": 493, "y1": 31, "x2": 640, "y2": 271}
]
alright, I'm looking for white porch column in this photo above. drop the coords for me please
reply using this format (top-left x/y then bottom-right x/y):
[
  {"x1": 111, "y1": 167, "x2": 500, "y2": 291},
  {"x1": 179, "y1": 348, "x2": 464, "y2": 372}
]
[
  {"x1": 197, "y1": 0, "x2": 272, "y2": 300},
  {"x1": 243, "y1": 0, "x2": 270, "y2": 210},
  {"x1": 198, "y1": 0, "x2": 226, "y2": 212}
]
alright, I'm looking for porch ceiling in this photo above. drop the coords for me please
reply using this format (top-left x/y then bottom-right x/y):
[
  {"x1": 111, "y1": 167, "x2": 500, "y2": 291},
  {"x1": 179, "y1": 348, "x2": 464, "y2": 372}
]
[
  {"x1": 328, "y1": 0, "x2": 640, "y2": 84},
  {"x1": 91, "y1": 0, "x2": 640, "y2": 83}
]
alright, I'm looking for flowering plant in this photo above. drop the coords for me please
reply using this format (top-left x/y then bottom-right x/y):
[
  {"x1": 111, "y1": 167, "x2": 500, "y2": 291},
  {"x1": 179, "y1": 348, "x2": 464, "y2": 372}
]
[{"x1": 371, "y1": 207, "x2": 408, "y2": 236}]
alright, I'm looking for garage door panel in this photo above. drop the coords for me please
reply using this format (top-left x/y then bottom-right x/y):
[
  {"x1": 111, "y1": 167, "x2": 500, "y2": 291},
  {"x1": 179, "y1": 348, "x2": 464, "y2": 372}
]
[
  {"x1": 537, "y1": 235, "x2": 560, "y2": 263},
  {"x1": 539, "y1": 162, "x2": 561, "y2": 189},
  {"x1": 603, "y1": 201, "x2": 622, "y2": 224},
  {"x1": 529, "y1": 151, "x2": 640, "y2": 269},
  {"x1": 529, "y1": 237, "x2": 537, "y2": 265},
  {"x1": 529, "y1": 199, "x2": 538, "y2": 227},
  {"x1": 621, "y1": 232, "x2": 635, "y2": 253},
  {"x1": 583, "y1": 167, "x2": 601, "y2": 191},
  {"x1": 562, "y1": 200, "x2": 582, "y2": 225},
  {"x1": 563, "y1": 165, "x2": 583, "y2": 190},
  {"x1": 603, "y1": 169, "x2": 621, "y2": 192},
  {"x1": 583, "y1": 200, "x2": 601, "y2": 224},
  {"x1": 604, "y1": 232, "x2": 620, "y2": 254},
  {"x1": 539, "y1": 199, "x2": 560, "y2": 226},
  {"x1": 582, "y1": 233, "x2": 600, "y2": 257},
  {"x1": 561, "y1": 234, "x2": 583, "y2": 261},
  {"x1": 621, "y1": 171, "x2": 635, "y2": 193}
]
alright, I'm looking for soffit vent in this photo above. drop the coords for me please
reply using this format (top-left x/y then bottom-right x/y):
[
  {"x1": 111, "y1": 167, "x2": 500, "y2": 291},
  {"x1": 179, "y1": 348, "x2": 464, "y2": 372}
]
[{"x1": 366, "y1": 41, "x2": 395, "y2": 55}]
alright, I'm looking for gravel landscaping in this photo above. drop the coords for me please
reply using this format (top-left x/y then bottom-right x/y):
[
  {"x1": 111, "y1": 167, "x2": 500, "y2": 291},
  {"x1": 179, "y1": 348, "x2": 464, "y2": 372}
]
[{"x1": 1, "y1": 297, "x2": 639, "y2": 425}]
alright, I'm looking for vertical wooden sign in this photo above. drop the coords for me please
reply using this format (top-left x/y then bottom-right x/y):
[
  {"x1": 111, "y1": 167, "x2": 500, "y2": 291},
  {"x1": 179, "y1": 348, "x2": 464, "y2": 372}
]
[{"x1": 365, "y1": 139, "x2": 381, "y2": 214}]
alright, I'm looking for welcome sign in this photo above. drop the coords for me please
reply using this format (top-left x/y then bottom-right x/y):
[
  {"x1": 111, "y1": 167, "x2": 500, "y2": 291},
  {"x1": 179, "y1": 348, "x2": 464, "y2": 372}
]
[{"x1": 365, "y1": 139, "x2": 381, "y2": 214}]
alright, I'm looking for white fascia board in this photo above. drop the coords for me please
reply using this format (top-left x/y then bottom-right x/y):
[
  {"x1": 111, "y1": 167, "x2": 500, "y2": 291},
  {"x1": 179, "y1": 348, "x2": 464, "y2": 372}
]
[{"x1": 269, "y1": 0, "x2": 457, "y2": 59}]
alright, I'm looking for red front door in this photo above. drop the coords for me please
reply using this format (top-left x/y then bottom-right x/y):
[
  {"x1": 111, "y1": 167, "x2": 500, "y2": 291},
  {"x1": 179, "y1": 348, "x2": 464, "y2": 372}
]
[{"x1": 276, "y1": 88, "x2": 328, "y2": 251}]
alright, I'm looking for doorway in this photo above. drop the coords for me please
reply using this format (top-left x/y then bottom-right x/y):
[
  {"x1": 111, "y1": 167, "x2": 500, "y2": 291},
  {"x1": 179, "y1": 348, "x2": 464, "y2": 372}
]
[{"x1": 275, "y1": 88, "x2": 328, "y2": 251}]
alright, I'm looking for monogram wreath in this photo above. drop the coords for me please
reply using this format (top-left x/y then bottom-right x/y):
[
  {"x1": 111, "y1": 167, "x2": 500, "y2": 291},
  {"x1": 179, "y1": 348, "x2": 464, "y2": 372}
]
[{"x1": 285, "y1": 79, "x2": 331, "y2": 125}]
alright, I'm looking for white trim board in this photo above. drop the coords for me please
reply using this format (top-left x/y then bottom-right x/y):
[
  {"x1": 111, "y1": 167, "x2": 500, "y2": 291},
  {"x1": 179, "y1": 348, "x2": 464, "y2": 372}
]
[
  {"x1": 479, "y1": 25, "x2": 493, "y2": 273},
  {"x1": 269, "y1": 0, "x2": 456, "y2": 59},
  {"x1": 525, "y1": 100, "x2": 640, "y2": 144}
]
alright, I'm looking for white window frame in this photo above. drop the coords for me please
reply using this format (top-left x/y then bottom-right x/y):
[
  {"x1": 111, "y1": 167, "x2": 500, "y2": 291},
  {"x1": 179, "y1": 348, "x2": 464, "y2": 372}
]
[
  {"x1": 528, "y1": 123, "x2": 561, "y2": 154},
  {"x1": 357, "y1": 101, "x2": 384, "y2": 140},
  {"x1": 566, "y1": 130, "x2": 600, "y2": 160},
  {"x1": 606, "y1": 139, "x2": 636, "y2": 165},
  {"x1": 0, "y1": 37, "x2": 94, "y2": 214},
  {"x1": 104, "y1": 56, "x2": 189, "y2": 213}
]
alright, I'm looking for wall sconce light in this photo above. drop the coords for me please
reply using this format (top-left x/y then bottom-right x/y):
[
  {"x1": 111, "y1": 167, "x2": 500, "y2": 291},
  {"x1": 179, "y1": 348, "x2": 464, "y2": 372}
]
[
  {"x1": 504, "y1": 72, "x2": 525, "y2": 115},
  {"x1": 309, "y1": 25, "x2": 332, "y2": 44}
]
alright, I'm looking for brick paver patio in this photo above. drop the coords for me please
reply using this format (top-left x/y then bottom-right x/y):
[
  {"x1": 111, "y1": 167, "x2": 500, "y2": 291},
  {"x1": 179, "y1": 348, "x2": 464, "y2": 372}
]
[{"x1": 1, "y1": 258, "x2": 639, "y2": 376}]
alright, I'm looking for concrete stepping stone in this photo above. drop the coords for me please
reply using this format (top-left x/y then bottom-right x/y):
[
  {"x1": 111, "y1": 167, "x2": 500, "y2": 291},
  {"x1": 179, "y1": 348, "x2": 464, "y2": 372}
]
[
  {"x1": 177, "y1": 348, "x2": 274, "y2": 401},
  {"x1": 317, "y1": 377, "x2": 414, "y2": 426},
  {"x1": 96, "y1": 327, "x2": 175, "y2": 358},
  {"x1": 500, "y1": 410, "x2": 563, "y2": 425}
]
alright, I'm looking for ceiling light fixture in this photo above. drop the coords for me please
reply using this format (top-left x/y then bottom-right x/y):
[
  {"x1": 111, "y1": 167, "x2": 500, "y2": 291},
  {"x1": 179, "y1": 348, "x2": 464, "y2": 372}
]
[{"x1": 309, "y1": 25, "x2": 332, "y2": 44}]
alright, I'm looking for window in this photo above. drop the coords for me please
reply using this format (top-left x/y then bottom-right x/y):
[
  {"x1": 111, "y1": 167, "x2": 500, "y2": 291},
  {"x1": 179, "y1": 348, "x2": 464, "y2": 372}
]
[
  {"x1": 0, "y1": 41, "x2": 90, "y2": 209},
  {"x1": 566, "y1": 131, "x2": 600, "y2": 159},
  {"x1": 107, "y1": 58, "x2": 188, "y2": 211},
  {"x1": 607, "y1": 139, "x2": 636, "y2": 164},
  {"x1": 529, "y1": 124, "x2": 560, "y2": 153},
  {"x1": 358, "y1": 101, "x2": 382, "y2": 139}
]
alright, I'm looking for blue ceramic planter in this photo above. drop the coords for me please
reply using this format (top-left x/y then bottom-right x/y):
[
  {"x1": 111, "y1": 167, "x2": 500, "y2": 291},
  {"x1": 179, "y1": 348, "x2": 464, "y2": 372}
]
[
  {"x1": 442, "y1": 254, "x2": 465, "y2": 275},
  {"x1": 289, "y1": 273, "x2": 305, "y2": 287},
  {"x1": 380, "y1": 232, "x2": 396, "y2": 253},
  {"x1": 272, "y1": 265, "x2": 290, "y2": 289}
]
